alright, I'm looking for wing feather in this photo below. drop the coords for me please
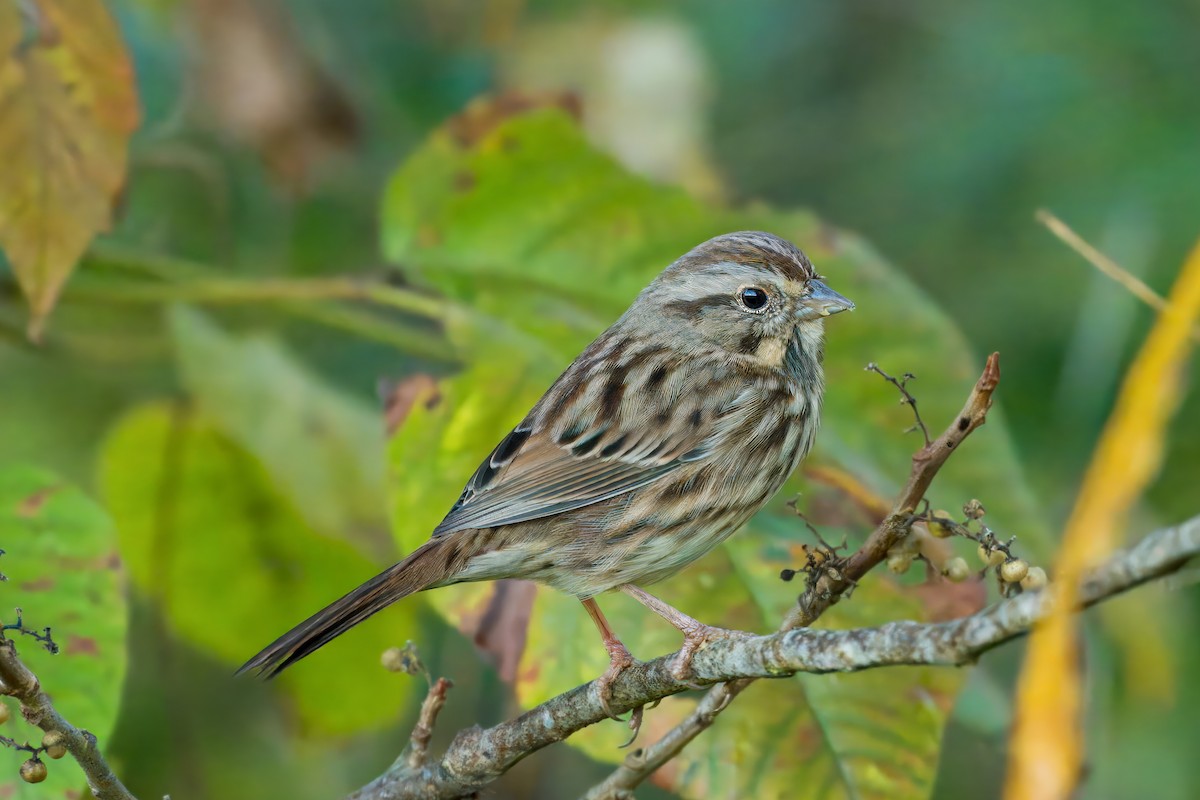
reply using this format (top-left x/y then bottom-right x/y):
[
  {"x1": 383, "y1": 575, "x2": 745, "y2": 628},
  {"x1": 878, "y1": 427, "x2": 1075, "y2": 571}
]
[{"x1": 431, "y1": 353, "x2": 736, "y2": 536}]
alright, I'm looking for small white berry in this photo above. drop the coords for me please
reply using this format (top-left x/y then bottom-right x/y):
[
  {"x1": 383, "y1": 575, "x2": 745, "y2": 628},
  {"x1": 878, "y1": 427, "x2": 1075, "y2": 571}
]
[
  {"x1": 1020, "y1": 566, "x2": 1048, "y2": 591},
  {"x1": 977, "y1": 544, "x2": 1005, "y2": 568},
  {"x1": 1000, "y1": 559, "x2": 1029, "y2": 584},
  {"x1": 42, "y1": 731, "x2": 67, "y2": 760},
  {"x1": 887, "y1": 552, "x2": 913, "y2": 574},
  {"x1": 944, "y1": 557, "x2": 971, "y2": 583}
]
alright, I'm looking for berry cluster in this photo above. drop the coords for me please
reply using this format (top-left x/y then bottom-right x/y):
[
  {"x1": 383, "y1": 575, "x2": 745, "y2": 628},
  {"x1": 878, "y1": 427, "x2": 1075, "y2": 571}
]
[
  {"x1": 888, "y1": 499, "x2": 1048, "y2": 596},
  {"x1": 0, "y1": 711, "x2": 69, "y2": 784}
]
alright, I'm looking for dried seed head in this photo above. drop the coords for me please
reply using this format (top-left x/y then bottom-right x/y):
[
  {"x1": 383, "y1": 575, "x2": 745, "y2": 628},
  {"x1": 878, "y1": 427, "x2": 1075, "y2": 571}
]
[
  {"x1": 963, "y1": 499, "x2": 986, "y2": 520},
  {"x1": 381, "y1": 648, "x2": 406, "y2": 673}
]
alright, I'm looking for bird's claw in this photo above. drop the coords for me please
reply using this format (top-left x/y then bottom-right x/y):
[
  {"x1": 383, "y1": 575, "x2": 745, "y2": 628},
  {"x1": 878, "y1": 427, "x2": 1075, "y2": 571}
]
[
  {"x1": 596, "y1": 641, "x2": 637, "y2": 722},
  {"x1": 620, "y1": 704, "x2": 645, "y2": 748}
]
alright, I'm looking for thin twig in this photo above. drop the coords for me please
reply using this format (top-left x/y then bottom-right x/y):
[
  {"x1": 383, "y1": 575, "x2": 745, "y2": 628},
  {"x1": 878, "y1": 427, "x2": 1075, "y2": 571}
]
[
  {"x1": 346, "y1": 514, "x2": 1200, "y2": 800},
  {"x1": 404, "y1": 678, "x2": 453, "y2": 771},
  {"x1": 1036, "y1": 209, "x2": 1200, "y2": 342},
  {"x1": 1, "y1": 609, "x2": 58, "y2": 654},
  {"x1": 866, "y1": 362, "x2": 931, "y2": 445},
  {"x1": 0, "y1": 640, "x2": 136, "y2": 800}
]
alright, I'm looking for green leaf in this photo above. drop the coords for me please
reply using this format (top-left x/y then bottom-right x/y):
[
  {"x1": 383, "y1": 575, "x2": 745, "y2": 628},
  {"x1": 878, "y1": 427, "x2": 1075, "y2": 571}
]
[
  {"x1": 169, "y1": 305, "x2": 388, "y2": 539},
  {"x1": 99, "y1": 403, "x2": 419, "y2": 735},
  {"x1": 0, "y1": 466, "x2": 127, "y2": 799},
  {"x1": 383, "y1": 106, "x2": 1046, "y2": 797}
]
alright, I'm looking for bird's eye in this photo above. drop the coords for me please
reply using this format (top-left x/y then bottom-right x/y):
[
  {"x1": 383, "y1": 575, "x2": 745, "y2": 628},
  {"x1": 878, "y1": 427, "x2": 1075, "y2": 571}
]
[{"x1": 739, "y1": 286, "x2": 769, "y2": 311}]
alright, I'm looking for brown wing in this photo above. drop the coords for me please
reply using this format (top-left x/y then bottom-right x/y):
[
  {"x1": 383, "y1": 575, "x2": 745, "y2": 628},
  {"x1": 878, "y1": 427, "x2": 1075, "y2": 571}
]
[{"x1": 432, "y1": 353, "x2": 742, "y2": 536}]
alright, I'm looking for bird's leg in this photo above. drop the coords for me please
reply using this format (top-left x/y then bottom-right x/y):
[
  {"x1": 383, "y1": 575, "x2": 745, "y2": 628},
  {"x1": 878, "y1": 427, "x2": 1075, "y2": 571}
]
[
  {"x1": 582, "y1": 597, "x2": 635, "y2": 721},
  {"x1": 620, "y1": 584, "x2": 751, "y2": 685}
]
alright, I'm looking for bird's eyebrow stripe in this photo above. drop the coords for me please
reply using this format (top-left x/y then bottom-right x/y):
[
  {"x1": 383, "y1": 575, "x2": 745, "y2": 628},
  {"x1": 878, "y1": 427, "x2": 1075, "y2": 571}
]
[{"x1": 662, "y1": 294, "x2": 737, "y2": 317}]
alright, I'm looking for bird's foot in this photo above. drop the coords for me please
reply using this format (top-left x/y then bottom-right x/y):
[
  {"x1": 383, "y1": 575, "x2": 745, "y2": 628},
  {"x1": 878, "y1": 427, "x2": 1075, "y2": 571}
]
[
  {"x1": 617, "y1": 585, "x2": 753, "y2": 689},
  {"x1": 670, "y1": 624, "x2": 753, "y2": 687},
  {"x1": 596, "y1": 638, "x2": 637, "y2": 721}
]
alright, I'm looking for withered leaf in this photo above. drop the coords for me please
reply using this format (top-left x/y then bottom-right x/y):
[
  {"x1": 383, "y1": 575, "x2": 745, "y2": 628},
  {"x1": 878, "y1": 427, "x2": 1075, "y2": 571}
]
[{"x1": 0, "y1": 0, "x2": 139, "y2": 339}]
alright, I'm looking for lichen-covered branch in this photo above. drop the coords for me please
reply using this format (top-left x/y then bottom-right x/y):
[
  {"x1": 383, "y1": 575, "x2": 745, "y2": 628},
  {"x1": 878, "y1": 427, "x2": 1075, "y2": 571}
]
[
  {"x1": 348, "y1": 515, "x2": 1200, "y2": 800},
  {"x1": 0, "y1": 640, "x2": 137, "y2": 800}
]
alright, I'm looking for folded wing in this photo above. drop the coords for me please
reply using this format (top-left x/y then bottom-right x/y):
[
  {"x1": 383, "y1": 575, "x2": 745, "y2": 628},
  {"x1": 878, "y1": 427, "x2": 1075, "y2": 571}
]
[{"x1": 432, "y1": 358, "x2": 741, "y2": 535}]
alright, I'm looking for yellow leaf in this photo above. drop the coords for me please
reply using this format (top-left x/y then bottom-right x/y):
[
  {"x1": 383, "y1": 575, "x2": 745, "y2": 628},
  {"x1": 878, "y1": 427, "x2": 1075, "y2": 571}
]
[
  {"x1": 1005, "y1": 236, "x2": 1200, "y2": 800},
  {"x1": 0, "y1": 0, "x2": 139, "y2": 339}
]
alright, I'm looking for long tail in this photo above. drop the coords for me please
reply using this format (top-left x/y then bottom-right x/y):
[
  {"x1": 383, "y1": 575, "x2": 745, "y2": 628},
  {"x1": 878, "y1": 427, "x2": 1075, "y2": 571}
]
[{"x1": 238, "y1": 538, "x2": 456, "y2": 678}]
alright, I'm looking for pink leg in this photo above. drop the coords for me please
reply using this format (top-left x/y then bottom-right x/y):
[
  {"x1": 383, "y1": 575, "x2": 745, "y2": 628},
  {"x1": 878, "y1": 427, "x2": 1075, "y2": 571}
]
[
  {"x1": 582, "y1": 597, "x2": 635, "y2": 720},
  {"x1": 620, "y1": 585, "x2": 750, "y2": 684}
]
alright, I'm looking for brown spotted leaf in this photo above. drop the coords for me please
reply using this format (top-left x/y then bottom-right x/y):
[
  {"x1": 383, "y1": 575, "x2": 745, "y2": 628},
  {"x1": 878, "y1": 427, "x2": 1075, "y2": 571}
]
[
  {"x1": 0, "y1": 466, "x2": 127, "y2": 799},
  {"x1": 0, "y1": 0, "x2": 139, "y2": 338}
]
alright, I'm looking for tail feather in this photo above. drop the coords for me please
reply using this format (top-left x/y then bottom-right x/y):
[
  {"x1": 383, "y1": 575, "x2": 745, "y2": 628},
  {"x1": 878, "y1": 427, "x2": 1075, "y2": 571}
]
[{"x1": 238, "y1": 538, "x2": 454, "y2": 678}]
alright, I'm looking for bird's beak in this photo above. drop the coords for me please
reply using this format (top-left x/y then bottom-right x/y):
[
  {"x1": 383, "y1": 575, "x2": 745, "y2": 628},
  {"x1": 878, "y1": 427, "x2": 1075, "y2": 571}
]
[{"x1": 799, "y1": 279, "x2": 855, "y2": 320}]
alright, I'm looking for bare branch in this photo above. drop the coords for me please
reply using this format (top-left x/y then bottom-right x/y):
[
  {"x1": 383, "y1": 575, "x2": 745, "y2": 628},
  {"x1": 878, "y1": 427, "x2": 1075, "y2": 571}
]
[
  {"x1": 0, "y1": 640, "x2": 136, "y2": 800},
  {"x1": 405, "y1": 678, "x2": 453, "y2": 771},
  {"x1": 346, "y1": 515, "x2": 1199, "y2": 800},
  {"x1": 865, "y1": 362, "x2": 931, "y2": 445}
]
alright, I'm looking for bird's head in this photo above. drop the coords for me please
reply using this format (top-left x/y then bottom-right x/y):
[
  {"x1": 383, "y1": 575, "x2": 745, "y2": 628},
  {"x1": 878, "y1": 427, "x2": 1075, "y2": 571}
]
[{"x1": 635, "y1": 231, "x2": 854, "y2": 368}]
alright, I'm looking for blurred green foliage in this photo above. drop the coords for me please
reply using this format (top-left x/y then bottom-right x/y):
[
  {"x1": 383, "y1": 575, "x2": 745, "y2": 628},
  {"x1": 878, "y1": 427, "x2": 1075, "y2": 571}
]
[
  {"x1": 0, "y1": 1, "x2": 1197, "y2": 798},
  {"x1": 0, "y1": 467, "x2": 127, "y2": 798},
  {"x1": 99, "y1": 395, "x2": 420, "y2": 734}
]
